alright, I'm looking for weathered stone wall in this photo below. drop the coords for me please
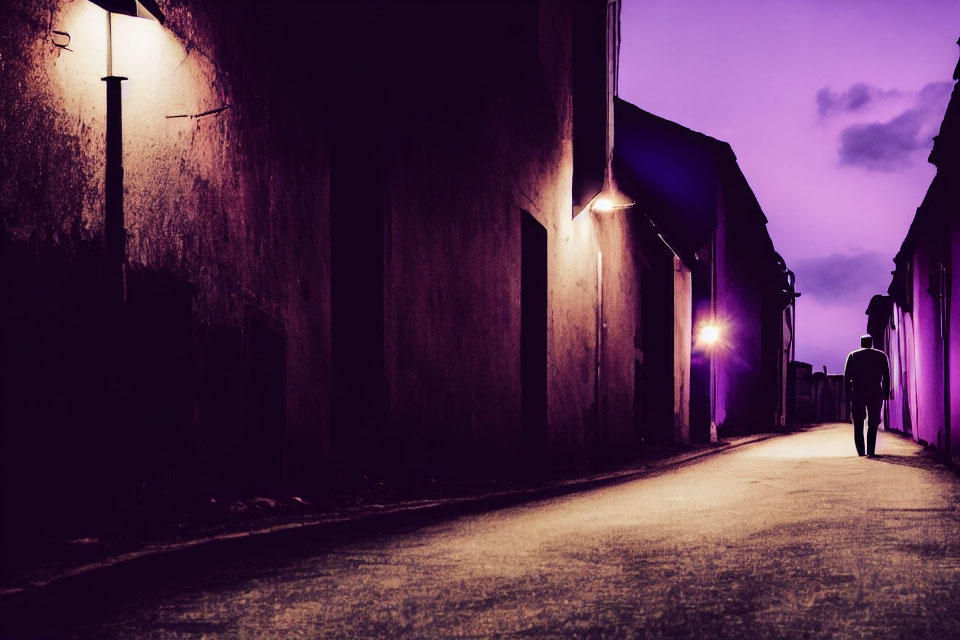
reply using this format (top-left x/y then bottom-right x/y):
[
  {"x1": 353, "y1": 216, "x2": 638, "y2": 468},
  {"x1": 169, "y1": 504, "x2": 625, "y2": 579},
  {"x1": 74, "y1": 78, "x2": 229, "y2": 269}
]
[
  {"x1": 1, "y1": 0, "x2": 335, "y2": 517},
  {"x1": 1, "y1": 0, "x2": 646, "y2": 533},
  {"x1": 376, "y1": 0, "x2": 643, "y2": 469}
]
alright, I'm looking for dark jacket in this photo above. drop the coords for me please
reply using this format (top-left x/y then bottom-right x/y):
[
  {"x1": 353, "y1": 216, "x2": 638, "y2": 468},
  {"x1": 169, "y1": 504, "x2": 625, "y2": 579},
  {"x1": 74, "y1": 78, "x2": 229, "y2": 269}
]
[{"x1": 843, "y1": 347, "x2": 890, "y2": 401}]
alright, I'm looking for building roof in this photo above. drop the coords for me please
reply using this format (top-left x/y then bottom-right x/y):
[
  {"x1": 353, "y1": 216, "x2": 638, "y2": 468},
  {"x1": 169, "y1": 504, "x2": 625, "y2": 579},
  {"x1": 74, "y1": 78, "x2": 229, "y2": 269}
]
[
  {"x1": 613, "y1": 98, "x2": 785, "y2": 298},
  {"x1": 866, "y1": 294, "x2": 893, "y2": 318},
  {"x1": 613, "y1": 98, "x2": 727, "y2": 266}
]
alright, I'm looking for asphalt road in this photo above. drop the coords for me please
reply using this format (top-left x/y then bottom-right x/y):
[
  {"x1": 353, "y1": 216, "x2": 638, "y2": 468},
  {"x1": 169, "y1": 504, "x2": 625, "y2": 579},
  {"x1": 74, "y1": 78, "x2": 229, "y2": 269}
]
[{"x1": 8, "y1": 423, "x2": 960, "y2": 639}]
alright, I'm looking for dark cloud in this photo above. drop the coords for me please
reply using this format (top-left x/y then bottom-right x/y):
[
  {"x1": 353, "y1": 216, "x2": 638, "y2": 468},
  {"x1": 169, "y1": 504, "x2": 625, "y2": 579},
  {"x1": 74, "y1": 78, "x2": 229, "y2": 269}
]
[
  {"x1": 838, "y1": 109, "x2": 926, "y2": 171},
  {"x1": 816, "y1": 82, "x2": 887, "y2": 118},
  {"x1": 828, "y1": 81, "x2": 953, "y2": 171},
  {"x1": 795, "y1": 252, "x2": 891, "y2": 303}
]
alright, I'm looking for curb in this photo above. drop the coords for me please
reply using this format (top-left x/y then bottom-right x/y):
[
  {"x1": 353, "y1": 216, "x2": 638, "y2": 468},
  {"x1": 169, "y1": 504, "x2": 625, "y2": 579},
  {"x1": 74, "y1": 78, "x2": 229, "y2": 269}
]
[{"x1": 0, "y1": 430, "x2": 782, "y2": 602}]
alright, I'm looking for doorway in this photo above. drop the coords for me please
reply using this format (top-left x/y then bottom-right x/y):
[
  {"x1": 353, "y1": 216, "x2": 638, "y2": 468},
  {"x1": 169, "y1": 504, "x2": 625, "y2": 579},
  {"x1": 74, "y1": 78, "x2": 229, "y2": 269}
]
[
  {"x1": 521, "y1": 211, "x2": 547, "y2": 448},
  {"x1": 331, "y1": 143, "x2": 386, "y2": 466}
]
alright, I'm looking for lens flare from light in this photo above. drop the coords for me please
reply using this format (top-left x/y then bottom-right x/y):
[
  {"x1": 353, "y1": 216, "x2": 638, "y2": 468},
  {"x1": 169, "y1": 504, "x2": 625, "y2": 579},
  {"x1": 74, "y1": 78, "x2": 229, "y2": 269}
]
[
  {"x1": 699, "y1": 324, "x2": 720, "y2": 344},
  {"x1": 695, "y1": 319, "x2": 730, "y2": 352}
]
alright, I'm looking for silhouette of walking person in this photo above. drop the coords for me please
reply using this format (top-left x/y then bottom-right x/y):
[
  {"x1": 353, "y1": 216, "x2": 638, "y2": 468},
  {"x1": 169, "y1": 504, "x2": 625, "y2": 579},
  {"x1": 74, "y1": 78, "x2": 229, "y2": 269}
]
[{"x1": 843, "y1": 334, "x2": 890, "y2": 458}]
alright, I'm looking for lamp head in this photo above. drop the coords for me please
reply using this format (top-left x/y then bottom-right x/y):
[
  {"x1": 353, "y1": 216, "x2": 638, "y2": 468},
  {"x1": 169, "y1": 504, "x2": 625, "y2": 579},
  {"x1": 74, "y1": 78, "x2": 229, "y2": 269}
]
[
  {"x1": 88, "y1": 0, "x2": 165, "y2": 24},
  {"x1": 589, "y1": 190, "x2": 634, "y2": 215}
]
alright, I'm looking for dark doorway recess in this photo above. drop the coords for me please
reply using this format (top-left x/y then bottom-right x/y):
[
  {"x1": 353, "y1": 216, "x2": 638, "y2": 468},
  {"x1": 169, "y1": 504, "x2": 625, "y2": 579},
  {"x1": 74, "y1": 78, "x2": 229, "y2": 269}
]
[
  {"x1": 521, "y1": 211, "x2": 548, "y2": 450},
  {"x1": 331, "y1": 142, "x2": 387, "y2": 468},
  {"x1": 639, "y1": 253, "x2": 674, "y2": 444},
  {"x1": 244, "y1": 309, "x2": 286, "y2": 493}
]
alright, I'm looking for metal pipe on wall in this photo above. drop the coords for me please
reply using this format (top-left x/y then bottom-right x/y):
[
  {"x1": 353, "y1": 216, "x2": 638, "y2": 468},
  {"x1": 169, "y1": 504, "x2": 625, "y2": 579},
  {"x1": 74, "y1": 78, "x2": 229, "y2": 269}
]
[{"x1": 596, "y1": 250, "x2": 603, "y2": 440}]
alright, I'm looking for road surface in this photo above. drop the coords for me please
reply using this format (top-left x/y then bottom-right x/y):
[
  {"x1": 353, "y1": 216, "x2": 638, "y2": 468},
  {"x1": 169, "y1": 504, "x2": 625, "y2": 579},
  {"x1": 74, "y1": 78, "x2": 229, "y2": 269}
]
[{"x1": 8, "y1": 423, "x2": 960, "y2": 638}]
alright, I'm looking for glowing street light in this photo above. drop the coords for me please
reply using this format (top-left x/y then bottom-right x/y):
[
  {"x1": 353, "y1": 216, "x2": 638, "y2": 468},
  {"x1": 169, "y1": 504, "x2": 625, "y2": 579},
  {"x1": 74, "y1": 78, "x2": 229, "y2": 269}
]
[
  {"x1": 695, "y1": 318, "x2": 728, "y2": 443},
  {"x1": 695, "y1": 319, "x2": 729, "y2": 352},
  {"x1": 87, "y1": 0, "x2": 165, "y2": 302},
  {"x1": 589, "y1": 182, "x2": 635, "y2": 215},
  {"x1": 699, "y1": 324, "x2": 721, "y2": 345},
  {"x1": 591, "y1": 197, "x2": 616, "y2": 214}
]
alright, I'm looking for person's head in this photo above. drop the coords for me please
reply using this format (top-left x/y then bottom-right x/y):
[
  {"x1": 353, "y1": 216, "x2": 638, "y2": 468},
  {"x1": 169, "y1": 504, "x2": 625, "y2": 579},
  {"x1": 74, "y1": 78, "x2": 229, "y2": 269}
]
[{"x1": 860, "y1": 334, "x2": 873, "y2": 349}]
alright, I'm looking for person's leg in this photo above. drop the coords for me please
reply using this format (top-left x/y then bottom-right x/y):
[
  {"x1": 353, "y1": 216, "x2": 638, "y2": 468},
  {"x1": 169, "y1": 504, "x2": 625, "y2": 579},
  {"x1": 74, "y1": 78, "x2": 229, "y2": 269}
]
[
  {"x1": 852, "y1": 400, "x2": 867, "y2": 456},
  {"x1": 866, "y1": 397, "x2": 882, "y2": 456}
]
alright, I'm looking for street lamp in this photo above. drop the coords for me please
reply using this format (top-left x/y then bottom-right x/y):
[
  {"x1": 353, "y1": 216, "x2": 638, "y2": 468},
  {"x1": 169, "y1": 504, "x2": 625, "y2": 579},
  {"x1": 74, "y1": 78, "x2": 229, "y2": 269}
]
[
  {"x1": 87, "y1": 0, "x2": 165, "y2": 302},
  {"x1": 695, "y1": 317, "x2": 729, "y2": 443},
  {"x1": 696, "y1": 320, "x2": 727, "y2": 351},
  {"x1": 589, "y1": 177, "x2": 634, "y2": 215}
]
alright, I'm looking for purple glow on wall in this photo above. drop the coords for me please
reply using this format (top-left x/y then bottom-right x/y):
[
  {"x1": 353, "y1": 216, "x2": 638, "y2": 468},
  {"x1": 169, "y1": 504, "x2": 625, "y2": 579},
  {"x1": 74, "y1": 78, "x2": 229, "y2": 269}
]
[{"x1": 618, "y1": 0, "x2": 960, "y2": 372}]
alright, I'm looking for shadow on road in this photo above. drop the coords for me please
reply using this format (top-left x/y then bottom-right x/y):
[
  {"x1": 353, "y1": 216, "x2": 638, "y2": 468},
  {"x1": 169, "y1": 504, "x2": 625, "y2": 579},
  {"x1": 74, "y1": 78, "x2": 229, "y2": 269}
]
[{"x1": 872, "y1": 454, "x2": 936, "y2": 469}]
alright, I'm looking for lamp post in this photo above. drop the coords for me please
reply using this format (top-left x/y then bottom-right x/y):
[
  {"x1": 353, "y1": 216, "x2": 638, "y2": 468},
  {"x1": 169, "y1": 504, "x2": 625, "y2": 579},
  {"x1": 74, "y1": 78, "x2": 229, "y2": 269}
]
[
  {"x1": 695, "y1": 317, "x2": 726, "y2": 443},
  {"x1": 88, "y1": 0, "x2": 165, "y2": 302}
]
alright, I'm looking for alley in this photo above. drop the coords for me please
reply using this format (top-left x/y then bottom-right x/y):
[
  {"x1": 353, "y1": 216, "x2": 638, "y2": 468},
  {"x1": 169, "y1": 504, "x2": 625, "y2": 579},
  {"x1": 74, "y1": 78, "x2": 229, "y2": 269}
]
[{"x1": 11, "y1": 424, "x2": 960, "y2": 639}]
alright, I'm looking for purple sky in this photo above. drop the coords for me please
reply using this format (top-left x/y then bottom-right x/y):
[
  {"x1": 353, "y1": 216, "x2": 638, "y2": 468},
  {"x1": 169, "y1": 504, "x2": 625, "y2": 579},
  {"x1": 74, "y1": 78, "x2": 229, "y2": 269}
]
[{"x1": 618, "y1": 0, "x2": 959, "y2": 373}]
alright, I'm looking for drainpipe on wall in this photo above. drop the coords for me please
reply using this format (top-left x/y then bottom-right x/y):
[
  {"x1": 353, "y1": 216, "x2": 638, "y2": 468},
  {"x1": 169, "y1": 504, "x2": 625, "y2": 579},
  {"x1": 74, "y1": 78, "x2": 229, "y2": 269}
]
[
  {"x1": 791, "y1": 283, "x2": 798, "y2": 363},
  {"x1": 596, "y1": 250, "x2": 603, "y2": 449},
  {"x1": 931, "y1": 257, "x2": 951, "y2": 464},
  {"x1": 103, "y1": 11, "x2": 127, "y2": 304},
  {"x1": 939, "y1": 256, "x2": 952, "y2": 465},
  {"x1": 944, "y1": 295, "x2": 950, "y2": 466},
  {"x1": 785, "y1": 269, "x2": 797, "y2": 427},
  {"x1": 710, "y1": 231, "x2": 718, "y2": 443}
]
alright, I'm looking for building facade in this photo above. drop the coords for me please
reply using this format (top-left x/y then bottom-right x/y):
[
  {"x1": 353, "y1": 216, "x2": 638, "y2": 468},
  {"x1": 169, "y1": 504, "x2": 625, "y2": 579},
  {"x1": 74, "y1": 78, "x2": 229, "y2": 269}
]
[
  {"x1": 869, "y1": 38, "x2": 960, "y2": 464},
  {"x1": 0, "y1": 0, "x2": 795, "y2": 549},
  {"x1": 614, "y1": 101, "x2": 796, "y2": 443},
  {"x1": 0, "y1": 0, "x2": 644, "y2": 516}
]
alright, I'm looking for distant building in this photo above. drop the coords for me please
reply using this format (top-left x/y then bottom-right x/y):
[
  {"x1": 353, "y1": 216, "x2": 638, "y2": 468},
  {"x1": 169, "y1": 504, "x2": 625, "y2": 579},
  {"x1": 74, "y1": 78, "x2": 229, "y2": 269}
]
[
  {"x1": 786, "y1": 361, "x2": 847, "y2": 424},
  {"x1": 870, "y1": 37, "x2": 960, "y2": 463}
]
